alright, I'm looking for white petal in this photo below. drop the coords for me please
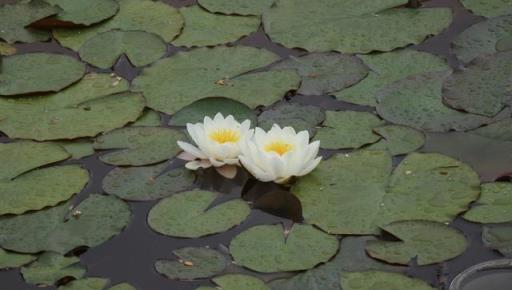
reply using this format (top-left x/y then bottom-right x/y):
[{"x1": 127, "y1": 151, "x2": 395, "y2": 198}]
[
  {"x1": 298, "y1": 156, "x2": 322, "y2": 176},
  {"x1": 214, "y1": 112, "x2": 224, "y2": 122},
  {"x1": 185, "y1": 161, "x2": 201, "y2": 170},
  {"x1": 209, "y1": 157, "x2": 225, "y2": 167},
  {"x1": 216, "y1": 165, "x2": 237, "y2": 179},
  {"x1": 177, "y1": 141, "x2": 207, "y2": 159},
  {"x1": 177, "y1": 151, "x2": 197, "y2": 161},
  {"x1": 240, "y1": 155, "x2": 274, "y2": 182}
]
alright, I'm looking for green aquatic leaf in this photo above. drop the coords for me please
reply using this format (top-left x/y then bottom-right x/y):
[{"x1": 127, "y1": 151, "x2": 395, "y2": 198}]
[
  {"x1": 314, "y1": 111, "x2": 384, "y2": 149},
  {"x1": 132, "y1": 109, "x2": 161, "y2": 126},
  {"x1": 230, "y1": 224, "x2": 339, "y2": 273},
  {"x1": 156, "y1": 247, "x2": 228, "y2": 280},
  {"x1": 0, "y1": 249, "x2": 36, "y2": 270},
  {"x1": 132, "y1": 46, "x2": 300, "y2": 114},
  {"x1": 198, "y1": 0, "x2": 275, "y2": 15},
  {"x1": 196, "y1": 274, "x2": 269, "y2": 290},
  {"x1": 272, "y1": 52, "x2": 369, "y2": 95},
  {"x1": 148, "y1": 190, "x2": 250, "y2": 238},
  {"x1": 57, "y1": 278, "x2": 136, "y2": 290},
  {"x1": 367, "y1": 125, "x2": 425, "y2": 156},
  {"x1": 0, "y1": 42, "x2": 16, "y2": 56},
  {"x1": 52, "y1": 139, "x2": 95, "y2": 160},
  {"x1": 464, "y1": 182, "x2": 512, "y2": 223},
  {"x1": 470, "y1": 119, "x2": 512, "y2": 141},
  {"x1": 257, "y1": 102, "x2": 324, "y2": 135},
  {"x1": 21, "y1": 252, "x2": 85, "y2": 286},
  {"x1": 0, "y1": 53, "x2": 85, "y2": 96},
  {"x1": 79, "y1": 30, "x2": 167, "y2": 69},
  {"x1": 483, "y1": 224, "x2": 512, "y2": 256},
  {"x1": 335, "y1": 50, "x2": 450, "y2": 106},
  {"x1": 460, "y1": 0, "x2": 512, "y2": 17},
  {"x1": 44, "y1": 0, "x2": 119, "y2": 25},
  {"x1": 54, "y1": 0, "x2": 184, "y2": 51},
  {"x1": 0, "y1": 73, "x2": 145, "y2": 141},
  {"x1": 262, "y1": 0, "x2": 452, "y2": 53},
  {"x1": 172, "y1": 6, "x2": 260, "y2": 47},
  {"x1": 340, "y1": 271, "x2": 436, "y2": 290},
  {"x1": 0, "y1": 194, "x2": 131, "y2": 254},
  {"x1": 103, "y1": 163, "x2": 195, "y2": 201},
  {"x1": 169, "y1": 97, "x2": 257, "y2": 127}
]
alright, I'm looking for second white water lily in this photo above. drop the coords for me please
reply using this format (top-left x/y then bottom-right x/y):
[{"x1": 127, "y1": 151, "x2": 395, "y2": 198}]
[
  {"x1": 239, "y1": 125, "x2": 322, "y2": 184},
  {"x1": 177, "y1": 113, "x2": 253, "y2": 178}
]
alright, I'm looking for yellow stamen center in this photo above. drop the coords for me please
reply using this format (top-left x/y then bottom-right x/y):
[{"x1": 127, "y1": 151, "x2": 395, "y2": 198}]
[
  {"x1": 264, "y1": 141, "x2": 293, "y2": 156},
  {"x1": 209, "y1": 129, "x2": 240, "y2": 144}
]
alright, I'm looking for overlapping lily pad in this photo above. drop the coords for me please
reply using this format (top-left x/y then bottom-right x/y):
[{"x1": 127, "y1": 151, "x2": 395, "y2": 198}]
[
  {"x1": 0, "y1": 53, "x2": 85, "y2": 96},
  {"x1": 230, "y1": 224, "x2": 338, "y2": 273},
  {"x1": 172, "y1": 6, "x2": 260, "y2": 47},
  {"x1": 54, "y1": 0, "x2": 184, "y2": 51},
  {"x1": 262, "y1": 0, "x2": 452, "y2": 53},
  {"x1": 58, "y1": 278, "x2": 136, "y2": 290},
  {"x1": 103, "y1": 163, "x2": 195, "y2": 201},
  {"x1": 257, "y1": 102, "x2": 324, "y2": 134},
  {"x1": 464, "y1": 183, "x2": 512, "y2": 223},
  {"x1": 0, "y1": 0, "x2": 60, "y2": 43},
  {"x1": 292, "y1": 150, "x2": 480, "y2": 235},
  {"x1": 367, "y1": 125, "x2": 425, "y2": 155},
  {"x1": 460, "y1": 0, "x2": 512, "y2": 17},
  {"x1": 169, "y1": 97, "x2": 257, "y2": 127},
  {"x1": 0, "y1": 194, "x2": 131, "y2": 254},
  {"x1": 272, "y1": 52, "x2": 369, "y2": 95},
  {"x1": 148, "y1": 190, "x2": 250, "y2": 238},
  {"x1": 443, "y1": 52, "x2": 512, "y2": 117},
  {"x1": 0, "y1": 73, "x2": 145, "y2": 140},
  {"x1": 132, "y1": 110, "x2": 161, "y2": 126},
  {"x1": 44, "y1": 0, "x2": 119, "y2": 25},
  {"x1": 340, "y1": 271, "x2": 436, "y2": 290},
  {"x1": 132, "y1": 46, "x2": 300, "y2": 114},
  {"x1": 79, "y1": 31, "x2": 167, "y2": 69},
  {"x1": 53, "y1": 139, "x2": 95, "y2": 160},
  {"x1": 94, "y1": 127, "x2": 184, "y2": 166},
  {"x1": 197, "y1": 274, "x2": 269, "y2": 290},
  {"x1": 335, "y1": 50, "x2": 450, "y2": 106},
  {"x1": 0, "y1": 249, "x2": 36, "y2": 270},
  {"x1": 198, "y1": 0, "x2": 275, "y2": 15},
  {"x1": 470, "y1": 119, "x2": 512, "y2": 141},
  {"x1": 21, "y1": 252, "x2": 86, "y2": 286},
  {"x1": 483, "y1": 224, "x2": 512, "y2": 256},
  {"x1": 314, "y1": 111, "x2": 384, "y2": 149},
  {"x1": 155, "y1": 247, "x2": 228, "y2": 280}
]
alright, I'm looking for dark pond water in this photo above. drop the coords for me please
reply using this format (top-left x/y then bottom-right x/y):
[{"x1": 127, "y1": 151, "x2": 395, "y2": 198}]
[{"x1": 0, "y1": 0, "x2": 510, "y2": 289}]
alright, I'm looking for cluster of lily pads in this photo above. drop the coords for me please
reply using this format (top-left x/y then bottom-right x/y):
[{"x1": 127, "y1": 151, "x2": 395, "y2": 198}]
[{"x1": 1, "y1": 0, "x2": 512, "y2": 289}]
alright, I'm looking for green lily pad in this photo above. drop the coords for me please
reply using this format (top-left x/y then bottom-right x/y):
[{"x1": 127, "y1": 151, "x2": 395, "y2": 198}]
[
  {"x1": 53, "y1": 139, "x2": 95, "y2": 160},
  {"x1": 262, "y1": 0, "x2": 452, "y2": 53},
  {"x1": 335, "y1": 50, "x2": 450, "y2": 106},
  {"x1": 21, "y1": 252, "x2": 86, "y2": 286},
  {"x1": 470, "y1": 119, "x2": 512, "y2": 141},
  {"x1": 258, "y1": 102, "x2": 324, "y2": 135},
  {"x1": 198, "y1": 0, "x2": 275, "y2": 15},
  {"x1": 376, "y1": 71, "x2": 502, "y2": 132},
  {"x1": 272, "y1": 52, "x2": 369, "y2": 95},
  {"x1": 366, "y1": 221, "x2": 468, "y2": 265},
  {"x1": 483, "y1": 224, "x2": 512, "y2": 256},
  {"x1": 443, "y1": 52, "x2": 512, "y2": 117},
  {"x1": 148, "y1": 190, "x2": 250, "y2": 238},
  {"x1": 230, "y1": 224, "x2": 339, "y2": 273},
  {"x1": 0, "y1": 0, "x2": 60, "y2": 44},
  {"x1": 314, "y1": 111, "x2": 384, "y2": 149},
  {"x1": 0, "y1": 249, "x2": 36, "y2": 270},
  {"x1": 197, "y1": 274, "x2": 269, "y2": 290},
  {"x1": 460, "y1": 0, "x2": 512, "y2": 17},
  {"x1": 0, "y1": 42, "x2": 16, "y2": 56},
  {"x1": 103, "y1": 163, "x2": 195, "y2": 201},
  {"x1": 155, "y1": 247, "x2": 228, "y2": 280},
  {"x1": 340, "y1": 271, "x2": 436, "y2": 290},
  {"x1": 0, "y1": 194, "x2": 131, "y2": 254},
  {"x1": 0, "y1": 73, "x2": 145, "y2": 141},
  {"x1": 0, "y1": 53, "x2": 85, "y2": 96},
  {"x1": 132, "y1": 46, "x2": 300, "y2": 114},
  {"x1": 452, "y1": 15, "x2": 512, "y2": 64},
  {"x1": 464, "y1": 182, "x2": 512, "y2": 223},
  {"x1": 44, "y1": 0, "x2": 119, "y2": 25},
  {"x1": 169, "y1": 97, "x2": 257, "y2": 127},
  {"x1": 132, "y1": 109, "x2": 161, "y2": 126},
  {"x1": 57, "y1": 278, "x2": 136, "y2": 290},
  {"x1": 54, "y1": 0, "x2": 184, "y2": 51},
  {"x1": 79, "y1": 30, "x2": 167, "y2": 69},
  {"x1": 172, "y1": 6, "x2": 260, "y2": 47},
  {"x1": 293, "y1": 150, "x2": 480, "y2": 235},
  {"x1": 94, "y1": 127, "x2": 184, "y2": 166},
  {"x1": 367, "y1": 125, "x2": 425, "y2": 155}
]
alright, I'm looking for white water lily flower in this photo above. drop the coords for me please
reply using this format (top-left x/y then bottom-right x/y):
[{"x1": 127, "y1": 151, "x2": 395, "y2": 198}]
[
  {"x1": 239, "y1": 125, "x2": 322, "y2": 184},
  {"x1": 177, "y1": 113, "x2": 253, "y2": 179}
]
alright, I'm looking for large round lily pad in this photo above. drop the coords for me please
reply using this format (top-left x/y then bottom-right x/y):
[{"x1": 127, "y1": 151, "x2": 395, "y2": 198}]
[
  {"x1": 464, "y1": 182, "x2": 512, "y2": 223},
  {"x1": 53, "y1": 139, "x2": 95, "y2": 160},
  {"x1": 314, "y1": 111, "x2": 384, "y2": 149},
  {"x1": 262, "y1": 0, "x2": 452, "y2": 53},
  {"x1": 443, "y1": 52, "x2": 512, "y2": 117},
  {"x1": 103, "y1": 163, "x2": 195, "y2": 201},
  {"x1": 335, "y1": 50, "x2": 450, "y2": 106},
  {"x1": 54, "y1": 0, "x2": 184, "y2": 51},
  {"x1": 366, "y1": 221, "x2": 468, "y2": 265},
  {"x1": 230, "y1": 224, "x2": 339, "y2": 273},
  {"x1": 148, "y1": 190, "x2": 250, "y2": 238},
  {"x1": 257, "y1": 102, "x2": 325, "y2": 135},
  {"x1": 44, "y1": 0, "x2": 119, "y2": 25},
  {"x1": 272, "y1": 52, "x2": 369, "y2": 95},
  {"x1": 197, "y1": 274, "x2": 269, "y2": 290},
  {"x1": 483, "y1": 224, "x2": 512, "y2": 256},
  {"x1": 0, "y1": 194, "x2": 131, "y2": 254},
  {"x1": 132, "y1": 109, "x2": 161, "y2": 127},
  {"x1": 198, "y1": 0, "x2": 275, "y2": 15},
  {"x1": 0, "y1": 249, "x2": 36, "y2": 270},
  {"x1": 94, "y1": 127, "x2": 184, "y2": 166},
  {"x1": 172, "y1": 6, "x2": 260, "y2": 47},
  {"x1": 470, "y1": 119, "x2": 512, "y2": 141},
  {"x1": 367, "y1": 125, "x2": 425, "y2": 156},
  {"x1": 340, "y1": 271, "x2": 436, "y2": 290},
  {"x1": 0, "y1": 53, "x2": 85, "y2": 96},
  {"x1": 155, "y1": 247, "x2": 228, "y2": 280},
  {"x1": 460, "y1": 0, "x2": 512, "y2": 17},
  {"x1": 79, "y1": 30, "x2": 167, "y2": 69},
  {"x1": 21, "y1": 252, "x2": 86, "y2": 286},
  {"x1": 0, "y1": 73, "x2": 145, "y2": 141},
  {"x1": 132, "y1": 46, "x2": 300, "y2": 114}
]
